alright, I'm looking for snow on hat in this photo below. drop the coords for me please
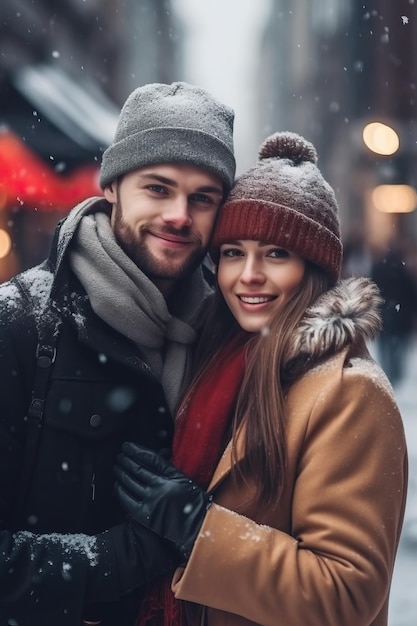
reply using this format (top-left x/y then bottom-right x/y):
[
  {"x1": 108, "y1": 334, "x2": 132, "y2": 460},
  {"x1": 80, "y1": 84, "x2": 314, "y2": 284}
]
[
  {"x1": 211, "y1": 131, "x2": 342, "y2": 284},
  {"x1": 100, "y1": 81, "x2": 236, "y2": 191}
]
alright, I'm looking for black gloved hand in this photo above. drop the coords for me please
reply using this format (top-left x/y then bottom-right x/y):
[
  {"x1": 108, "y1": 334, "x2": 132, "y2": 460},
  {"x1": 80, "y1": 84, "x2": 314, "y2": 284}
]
[
  {"x1": 88, "y1": 521, "x2": 181, "y2": 601},
  {"x1": 114, "y1": 442, "x2": 212, "y2": 560},
  {"x1": 114, "y1": 520, "x2": 180, "y2": 594}
]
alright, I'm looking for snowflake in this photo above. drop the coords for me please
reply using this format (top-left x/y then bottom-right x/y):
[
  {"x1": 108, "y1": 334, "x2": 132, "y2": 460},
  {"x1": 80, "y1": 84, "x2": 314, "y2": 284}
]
[{"x1": 401, "y1": 15, "x2": 409, "y2": 24}]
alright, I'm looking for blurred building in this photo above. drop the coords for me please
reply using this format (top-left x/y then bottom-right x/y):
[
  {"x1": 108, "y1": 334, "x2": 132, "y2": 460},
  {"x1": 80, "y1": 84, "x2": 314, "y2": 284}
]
[
  {"x1": 0, "y1": 0, "x2": 184, "y2": 281},
  {"x1": 2, "y1": 0, "x2": 417, "y2": 283},
  {"x1": 259, "y1": 0, "x2": 417, "y2": 255}
]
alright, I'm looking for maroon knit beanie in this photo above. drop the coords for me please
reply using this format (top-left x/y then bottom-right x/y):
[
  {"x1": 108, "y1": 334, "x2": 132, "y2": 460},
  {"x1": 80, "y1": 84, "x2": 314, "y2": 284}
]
[{"x1": 211, "y1": 132, "x2": 342, "y2": 284}]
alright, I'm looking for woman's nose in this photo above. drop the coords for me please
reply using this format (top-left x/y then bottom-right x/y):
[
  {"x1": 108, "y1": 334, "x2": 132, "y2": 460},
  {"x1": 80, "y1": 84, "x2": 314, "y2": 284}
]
[{"x1": 239, "y1": 258, "x2": 266, "y2": 284}]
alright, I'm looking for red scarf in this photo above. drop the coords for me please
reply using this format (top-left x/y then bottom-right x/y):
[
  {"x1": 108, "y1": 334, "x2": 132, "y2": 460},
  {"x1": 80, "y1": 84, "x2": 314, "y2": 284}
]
[{"x1": 136, "y1": 335, "x2": 247, "y2": 626}]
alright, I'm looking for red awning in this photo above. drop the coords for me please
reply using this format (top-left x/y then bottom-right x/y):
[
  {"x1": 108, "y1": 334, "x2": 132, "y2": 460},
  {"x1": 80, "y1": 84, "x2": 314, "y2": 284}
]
[{"x1": 0, "y1": 129, "x2": 102, "y2": 211}]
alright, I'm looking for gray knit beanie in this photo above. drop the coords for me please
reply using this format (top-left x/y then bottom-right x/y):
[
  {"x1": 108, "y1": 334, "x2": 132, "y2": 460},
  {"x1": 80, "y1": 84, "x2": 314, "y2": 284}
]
[
  {"x1": 100, "y1": 81, "x2": 235, "y2": 191},
  {"x1": 211, "y1": 132, "x2": 342, "y2": 284}
]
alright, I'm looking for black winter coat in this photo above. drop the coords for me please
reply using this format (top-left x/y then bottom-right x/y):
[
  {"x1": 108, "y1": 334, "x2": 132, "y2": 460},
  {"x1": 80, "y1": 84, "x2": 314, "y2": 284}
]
[{"x1": 0, "y1": 203, "x2": 192, "y2": 626}]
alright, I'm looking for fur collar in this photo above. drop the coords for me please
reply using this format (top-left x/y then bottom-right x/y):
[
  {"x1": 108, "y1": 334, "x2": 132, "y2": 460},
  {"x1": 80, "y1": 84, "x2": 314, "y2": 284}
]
[{"x1": 283, "y1": 277, "x2": 382, "y2": 376}]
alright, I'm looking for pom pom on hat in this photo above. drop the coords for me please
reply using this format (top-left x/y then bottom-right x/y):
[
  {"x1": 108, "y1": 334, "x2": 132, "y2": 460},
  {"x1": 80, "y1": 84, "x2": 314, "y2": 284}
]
[
  {"x1": 258, "y1": 131, "x2": 317, "y2": 164},
  {"x1": 211, "y1": 131, "x2": 342, "y2": 284}
]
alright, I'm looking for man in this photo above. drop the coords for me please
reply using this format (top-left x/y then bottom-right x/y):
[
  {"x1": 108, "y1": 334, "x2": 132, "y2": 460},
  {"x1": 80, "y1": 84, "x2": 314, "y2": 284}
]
[{"x1": 0, "y1": 82, "x2": 235, "y2": 626}]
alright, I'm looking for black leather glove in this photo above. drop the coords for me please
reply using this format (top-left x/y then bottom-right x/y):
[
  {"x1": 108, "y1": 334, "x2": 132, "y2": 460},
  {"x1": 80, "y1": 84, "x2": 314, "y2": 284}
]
[
  {"x1": 115, "y1": 442, "x2": 212, "y2": 560},
  {"x1": 88, "y1": 521, "x2": 181, "y2": 601}
]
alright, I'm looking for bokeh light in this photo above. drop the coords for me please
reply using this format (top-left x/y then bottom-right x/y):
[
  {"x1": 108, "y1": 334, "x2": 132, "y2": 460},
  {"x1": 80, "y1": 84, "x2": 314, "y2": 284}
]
[
  {"x1": 372, "y1": 184, "x2": 417, "y2": 213},
  {"x1": 362, "y1": 122, "x2": 400, "y2": 156},
  {"x1": 0, "y1": 228, "x2": 12, "y2": 258}
]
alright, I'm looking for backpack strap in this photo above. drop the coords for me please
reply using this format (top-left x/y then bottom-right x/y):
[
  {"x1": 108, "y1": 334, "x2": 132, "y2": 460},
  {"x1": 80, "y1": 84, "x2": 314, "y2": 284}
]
[
  {"x1": 12, "y1": 275, "x2": 60, "y2": 522},
  {"x1": 15, "y1": 322, "x2": 58, "y2": 522}
]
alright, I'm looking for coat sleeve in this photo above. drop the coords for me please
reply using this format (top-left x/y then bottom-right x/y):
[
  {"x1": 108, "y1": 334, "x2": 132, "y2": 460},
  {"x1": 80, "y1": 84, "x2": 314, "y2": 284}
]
[
  {"x1": 0, "y1": 529, "x2": 119, "y2": 608},
  {"x1": 0, "y1": 291, "x2": 176, "y2": 624},
  {"x1": 0, "y1": 303, "x2": 140, "y2": 624},
  {"x1": 0, "y1": 314, "x2": 122, "y2": 623},
  {"x1": 172, "y1": 360, "x2": 408, "y2": 626}
]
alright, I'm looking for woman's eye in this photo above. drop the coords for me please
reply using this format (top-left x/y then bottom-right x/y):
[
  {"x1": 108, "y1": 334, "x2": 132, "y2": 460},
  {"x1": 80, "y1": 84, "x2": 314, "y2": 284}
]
[
  {"x1": 268, "y1": 248, "x2": 289, "y2": 259},
  {"x1": 221, "y1": 248, "x2": 243, "y2": 257}
]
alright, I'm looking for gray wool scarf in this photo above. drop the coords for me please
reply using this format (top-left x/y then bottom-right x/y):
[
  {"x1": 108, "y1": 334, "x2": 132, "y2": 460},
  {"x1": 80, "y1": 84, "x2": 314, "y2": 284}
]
[{"x1": 68, "y1": 210, "x2": 209, "y2": 411}]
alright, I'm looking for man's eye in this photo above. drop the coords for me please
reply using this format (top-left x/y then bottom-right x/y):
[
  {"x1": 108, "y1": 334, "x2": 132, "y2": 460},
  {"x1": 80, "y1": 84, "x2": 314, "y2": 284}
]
[
  {"x1": 147, "y1": 185, "x2": 167, "y2": 194},
  {"x1": 191, "y1": 193, "x2": 213, "y2": 203}
]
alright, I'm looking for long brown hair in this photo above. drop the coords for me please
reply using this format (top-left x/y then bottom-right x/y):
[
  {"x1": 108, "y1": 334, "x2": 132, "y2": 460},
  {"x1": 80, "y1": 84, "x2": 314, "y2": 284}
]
[{"x1": 178, "y1": 263, "x2": 330, "y2": 506}]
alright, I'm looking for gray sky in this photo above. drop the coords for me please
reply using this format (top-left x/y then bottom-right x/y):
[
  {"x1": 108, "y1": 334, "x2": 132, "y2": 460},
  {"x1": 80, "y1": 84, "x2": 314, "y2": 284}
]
[{"x1": 174, "y1": 0, "x2": 271, "y2": 172}]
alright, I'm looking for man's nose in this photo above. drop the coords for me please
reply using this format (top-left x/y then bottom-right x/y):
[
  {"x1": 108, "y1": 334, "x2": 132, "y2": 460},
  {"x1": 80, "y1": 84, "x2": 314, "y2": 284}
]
[{"x1": 162, "y1": 197, "x2": 192, "y2": 228}]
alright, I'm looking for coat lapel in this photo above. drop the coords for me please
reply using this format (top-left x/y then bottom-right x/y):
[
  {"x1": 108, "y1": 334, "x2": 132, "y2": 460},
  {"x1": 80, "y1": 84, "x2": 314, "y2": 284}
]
[{"x1": 208, "y1": 425, "x2": 246, "y2": 491}]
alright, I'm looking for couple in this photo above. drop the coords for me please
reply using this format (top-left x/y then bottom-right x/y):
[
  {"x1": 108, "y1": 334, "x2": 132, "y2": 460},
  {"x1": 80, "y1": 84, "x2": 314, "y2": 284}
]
[{"x1": 0, "y1": 82, "x2": 407, "y2": 626}]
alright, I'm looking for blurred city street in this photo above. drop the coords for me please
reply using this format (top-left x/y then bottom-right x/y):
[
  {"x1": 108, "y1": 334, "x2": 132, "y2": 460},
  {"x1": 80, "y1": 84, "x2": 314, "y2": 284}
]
[
  {"x1": 1, "y1": 3, "x2": 417, "y2": 626},
  {"x1": 384, "y1": 336, "x2": 417, "y2": 626}
]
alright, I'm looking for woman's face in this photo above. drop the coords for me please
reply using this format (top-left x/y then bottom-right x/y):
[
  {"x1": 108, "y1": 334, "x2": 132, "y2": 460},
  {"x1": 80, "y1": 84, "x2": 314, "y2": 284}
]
[{"x1": 217, "y1": 240, "x2": 305, "y2": 333}]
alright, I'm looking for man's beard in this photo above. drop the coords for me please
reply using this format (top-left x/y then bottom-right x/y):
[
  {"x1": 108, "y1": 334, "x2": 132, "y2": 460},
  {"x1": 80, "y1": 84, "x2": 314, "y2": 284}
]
[{"x1": 112, "y1": 200, "x2": 206, "y2": 282}]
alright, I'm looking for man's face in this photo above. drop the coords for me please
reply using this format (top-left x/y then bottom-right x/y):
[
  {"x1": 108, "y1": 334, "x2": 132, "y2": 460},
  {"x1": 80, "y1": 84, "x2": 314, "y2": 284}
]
[{"x1": 104, "y1": 164, "x2": 224, "y2": 294}]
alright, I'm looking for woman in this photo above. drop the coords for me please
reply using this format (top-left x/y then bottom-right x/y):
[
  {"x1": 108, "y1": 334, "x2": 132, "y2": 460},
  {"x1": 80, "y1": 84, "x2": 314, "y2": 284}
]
[{"x1": 115, "y1": 132, "x2": 408, "y2": 626}]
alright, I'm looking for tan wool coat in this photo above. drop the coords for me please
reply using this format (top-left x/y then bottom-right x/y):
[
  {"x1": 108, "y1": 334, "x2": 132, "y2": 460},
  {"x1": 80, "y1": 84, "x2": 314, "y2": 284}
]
[{"x1": 172, "y1": 278, "x2": 408, "y2": 626}]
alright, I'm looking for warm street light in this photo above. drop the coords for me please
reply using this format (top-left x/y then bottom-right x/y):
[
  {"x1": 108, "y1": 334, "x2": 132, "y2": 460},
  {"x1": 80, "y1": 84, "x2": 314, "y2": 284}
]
[
  {"x1": 372, "y1": 184, "x2": 417, "y2": 213},
  {"x1": 363, "y1": 122, "x2": 400, "y2": 156},
  {"x1": 0, "y1": 228, "x2": 12, "y2": 259}
]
